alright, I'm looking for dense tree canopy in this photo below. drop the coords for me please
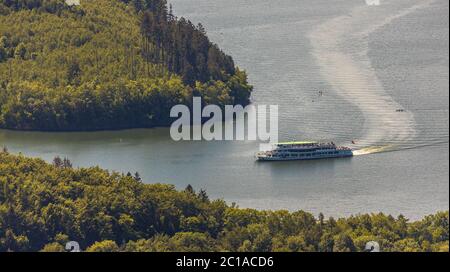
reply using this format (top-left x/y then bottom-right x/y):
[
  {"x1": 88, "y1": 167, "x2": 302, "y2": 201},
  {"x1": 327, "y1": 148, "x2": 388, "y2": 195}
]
[
  {"x1": 0, "y1": 0, "x2": 252, "y2": 130},
  {"x1": 0, "y1": 150, "x2": 448, "y2": 252}
]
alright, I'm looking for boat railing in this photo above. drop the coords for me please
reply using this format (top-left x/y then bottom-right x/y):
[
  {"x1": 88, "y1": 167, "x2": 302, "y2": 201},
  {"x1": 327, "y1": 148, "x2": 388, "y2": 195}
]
[
  {"x1": 272, "y1": 143, "x2": 353, "y2": 152},
  {"x1": 275, "y1": 143, "x2": 337, "y2": 150}
]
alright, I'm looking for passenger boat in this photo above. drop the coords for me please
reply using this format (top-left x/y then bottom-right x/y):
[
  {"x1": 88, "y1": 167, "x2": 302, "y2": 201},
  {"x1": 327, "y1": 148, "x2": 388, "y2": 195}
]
[{"x1": 256, "y1": 141, "x2": 353, "y2": 161}]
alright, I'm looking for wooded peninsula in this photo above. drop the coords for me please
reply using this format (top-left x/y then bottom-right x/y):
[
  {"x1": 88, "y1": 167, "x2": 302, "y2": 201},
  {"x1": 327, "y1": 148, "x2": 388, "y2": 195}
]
[{"x1": 0, "y1": 0, "x2": 252, "y2": 130}]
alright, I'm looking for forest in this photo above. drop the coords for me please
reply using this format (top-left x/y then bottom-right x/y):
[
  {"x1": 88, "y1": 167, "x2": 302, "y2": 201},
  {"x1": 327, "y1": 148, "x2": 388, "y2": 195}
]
[
  {"x1": 0, "y1": 0, "x2": 252, "y2": 130},
  {"x1": 0, "y1": 149, "x2": 448, "y2": 252}
]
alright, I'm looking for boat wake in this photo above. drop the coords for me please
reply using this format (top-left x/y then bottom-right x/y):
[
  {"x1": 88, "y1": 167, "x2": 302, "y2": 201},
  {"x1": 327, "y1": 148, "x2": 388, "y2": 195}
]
[
  {"x1": 353, "y1": 145, "x2": 393, "y2": 156},
  {"x1": 308, "y1": 0, "x2": 436, "y2": 155}
]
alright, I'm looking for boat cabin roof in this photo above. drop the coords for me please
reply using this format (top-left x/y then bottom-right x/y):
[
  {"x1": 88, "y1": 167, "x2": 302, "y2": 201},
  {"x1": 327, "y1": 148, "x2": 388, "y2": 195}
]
[{"x1": 276, "y1": 141, "x2": 318, "y2": 146}]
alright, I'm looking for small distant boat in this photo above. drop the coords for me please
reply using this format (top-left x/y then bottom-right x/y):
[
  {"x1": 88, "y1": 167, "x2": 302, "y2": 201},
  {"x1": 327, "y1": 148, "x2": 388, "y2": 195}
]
[
  {"x1": 396, "y1": 109, "x2": 405, "y2": 112},
  {"x1": 256, "y1": 141, "x2": 353, "y2": 161}
]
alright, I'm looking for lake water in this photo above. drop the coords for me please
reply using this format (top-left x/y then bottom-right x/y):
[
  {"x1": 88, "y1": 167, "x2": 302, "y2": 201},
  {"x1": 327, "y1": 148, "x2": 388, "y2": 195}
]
[{"x1": 0, "y1": 0, "x2": 448, "y2": 220}]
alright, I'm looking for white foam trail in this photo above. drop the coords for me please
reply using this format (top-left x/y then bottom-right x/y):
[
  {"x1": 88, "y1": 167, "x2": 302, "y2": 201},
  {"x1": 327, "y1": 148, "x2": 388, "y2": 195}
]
[{"x1": 308, "y1": 0, "x2": 435, "y2": 155}]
